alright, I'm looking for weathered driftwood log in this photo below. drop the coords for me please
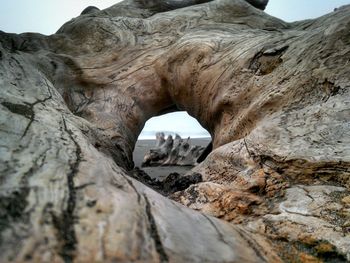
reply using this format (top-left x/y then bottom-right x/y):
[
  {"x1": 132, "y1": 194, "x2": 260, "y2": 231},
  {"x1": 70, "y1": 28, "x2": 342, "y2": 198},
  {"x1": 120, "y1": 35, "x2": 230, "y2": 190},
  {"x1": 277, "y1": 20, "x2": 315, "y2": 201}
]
[
  {"x1": 0, "y1": 0, "x2": 350, "y2": 261},
  {"x1": 142, "y1": 133, "x2": 205, "y2": 166}
]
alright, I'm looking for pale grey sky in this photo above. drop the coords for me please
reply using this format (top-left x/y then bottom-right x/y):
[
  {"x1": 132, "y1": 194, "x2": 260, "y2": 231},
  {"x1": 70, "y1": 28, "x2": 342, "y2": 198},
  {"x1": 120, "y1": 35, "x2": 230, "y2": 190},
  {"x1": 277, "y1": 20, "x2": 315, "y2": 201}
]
[
  {"x1": 0, "y1": 0, "x2": 119, "y2": 34},
  {"x1": 1, "y1": 0, "x2": 350, "y2": 34},
  {"x1": 1, "y1": 0, "x2": 349, "y2": 138}
]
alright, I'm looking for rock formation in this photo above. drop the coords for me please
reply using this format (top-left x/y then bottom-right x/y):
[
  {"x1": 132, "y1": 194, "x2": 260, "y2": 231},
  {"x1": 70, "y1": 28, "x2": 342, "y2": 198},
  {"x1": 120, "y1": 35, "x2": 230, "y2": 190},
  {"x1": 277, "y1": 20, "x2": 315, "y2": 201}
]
[
  {"x1": 142, "y1": 132, "x2": 205, "y2": 166},
  {"x1": 0, "y1": 0, "x2": 349, "y2": 261}
]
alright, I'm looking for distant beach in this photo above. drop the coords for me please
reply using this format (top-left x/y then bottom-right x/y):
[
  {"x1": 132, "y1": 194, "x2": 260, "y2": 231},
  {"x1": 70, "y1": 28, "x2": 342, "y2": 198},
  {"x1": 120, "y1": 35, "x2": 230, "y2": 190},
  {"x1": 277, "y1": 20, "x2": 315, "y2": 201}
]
[{"x1": 133, "y1": 137, "x2": 211, "y2": 180}]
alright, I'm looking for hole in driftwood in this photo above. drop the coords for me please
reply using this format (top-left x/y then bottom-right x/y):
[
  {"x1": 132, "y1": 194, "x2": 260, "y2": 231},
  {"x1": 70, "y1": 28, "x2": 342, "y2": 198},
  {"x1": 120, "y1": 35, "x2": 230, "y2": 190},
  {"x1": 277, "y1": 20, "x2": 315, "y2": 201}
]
[{"x1": 131, "y1": 111, "x2": 211, "y2": 195}]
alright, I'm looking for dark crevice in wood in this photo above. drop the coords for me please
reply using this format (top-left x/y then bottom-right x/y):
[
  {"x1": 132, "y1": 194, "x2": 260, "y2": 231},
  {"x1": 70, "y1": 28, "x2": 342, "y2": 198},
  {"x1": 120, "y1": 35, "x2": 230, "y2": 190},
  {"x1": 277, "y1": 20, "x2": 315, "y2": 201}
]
[
  {"x1": 143, "y1": 194, "x2": 169, "y2": 263},
  {"x1": 51, "y1": 117, "x2": 82, "y2": 263},
  {"x1": 321, "y1": 79, "x2": 342, "y2": 102},
  {"x1": 203, "y1": 215, "x2": 229, "y2": 245},
  {"x1": 197, "y1": 141, "x2": 212, "y2": 163},
  {"x1": 72, "y1": 90, "x2": 94, "y2": 116},
  {"x1": 235, "y1": 228, "x2": 268, "y2": 263},
  {"x1": 249, "y1": 45, "x2": 289, "y2": 75},
  {"x1": 1, "y1": 102, "x2": 33, "y2": 119},
  {"x1": 74, "y1": 182, "x2": 95, "y2": 190},
  {"x1": 3, "y1": 81, "x2": 54, "y2": 139},
  {"x1": 121, "y1": 174, "x2": 142, "y2": 204}
]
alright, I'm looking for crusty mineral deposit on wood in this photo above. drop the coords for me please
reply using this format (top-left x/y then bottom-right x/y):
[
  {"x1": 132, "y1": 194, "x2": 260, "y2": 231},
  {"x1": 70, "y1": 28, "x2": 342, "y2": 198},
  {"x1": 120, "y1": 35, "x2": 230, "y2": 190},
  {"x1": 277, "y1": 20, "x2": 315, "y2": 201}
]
[{"x1": 0, "y1": 0, "x2": 349, "y2": 261}]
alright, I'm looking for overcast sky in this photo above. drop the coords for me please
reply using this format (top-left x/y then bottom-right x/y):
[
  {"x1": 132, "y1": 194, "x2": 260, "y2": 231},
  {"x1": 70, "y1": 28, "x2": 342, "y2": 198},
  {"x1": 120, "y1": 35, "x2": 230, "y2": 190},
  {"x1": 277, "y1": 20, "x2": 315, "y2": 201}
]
[{"x1": 1, "y1": 0, "x2": 349, "y2": 138}]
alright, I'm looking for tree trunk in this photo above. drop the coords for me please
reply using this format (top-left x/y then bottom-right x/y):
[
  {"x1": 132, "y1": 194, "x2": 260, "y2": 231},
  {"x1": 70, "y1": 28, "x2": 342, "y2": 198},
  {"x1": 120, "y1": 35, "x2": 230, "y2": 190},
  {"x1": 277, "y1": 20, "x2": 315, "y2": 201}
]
[{"x1": 0, "y1": 0, "x2": 349, "y2": 261}]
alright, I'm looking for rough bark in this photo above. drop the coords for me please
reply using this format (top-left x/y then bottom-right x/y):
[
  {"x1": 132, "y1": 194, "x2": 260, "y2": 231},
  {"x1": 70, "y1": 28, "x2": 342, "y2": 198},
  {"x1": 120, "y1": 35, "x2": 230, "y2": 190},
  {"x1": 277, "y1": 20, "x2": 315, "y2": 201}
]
[{"x1": 0, "y1": 0, "x2": 350, "y2": 261}]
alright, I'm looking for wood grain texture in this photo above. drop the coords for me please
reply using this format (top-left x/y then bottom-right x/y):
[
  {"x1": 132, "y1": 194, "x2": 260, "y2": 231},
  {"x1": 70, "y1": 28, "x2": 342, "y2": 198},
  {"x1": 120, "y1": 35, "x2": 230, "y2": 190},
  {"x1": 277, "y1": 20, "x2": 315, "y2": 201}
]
[{"x1": 0, "y1": 0, "x2": 349, "y2": 261}]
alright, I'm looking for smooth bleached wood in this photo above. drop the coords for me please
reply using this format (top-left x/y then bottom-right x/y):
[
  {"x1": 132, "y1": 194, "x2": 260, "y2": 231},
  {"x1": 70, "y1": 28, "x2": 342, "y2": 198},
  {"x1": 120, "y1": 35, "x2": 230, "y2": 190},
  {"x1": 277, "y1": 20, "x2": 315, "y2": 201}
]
[{"x1": 0, "y1": 0, "x2": 349, "y2": 261}]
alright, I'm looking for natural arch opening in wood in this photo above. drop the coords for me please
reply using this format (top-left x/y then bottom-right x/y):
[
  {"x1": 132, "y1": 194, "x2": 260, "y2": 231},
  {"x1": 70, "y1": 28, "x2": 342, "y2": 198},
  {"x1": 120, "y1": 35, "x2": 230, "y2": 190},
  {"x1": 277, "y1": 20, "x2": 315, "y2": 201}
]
[
  {"x1": 1, "y1": 0, "x2": 350, "y2": 262},
  {"x1": 133, "y1": 111, "x2": 212, "y2": 171}
]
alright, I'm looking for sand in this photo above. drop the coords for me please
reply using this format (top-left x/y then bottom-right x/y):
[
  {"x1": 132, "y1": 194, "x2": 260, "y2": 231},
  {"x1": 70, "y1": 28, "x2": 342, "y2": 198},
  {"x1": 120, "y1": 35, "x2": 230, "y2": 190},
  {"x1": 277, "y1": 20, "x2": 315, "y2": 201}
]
[{"x1": 133, "y1": 138, "x2": 211, "y2": 180}]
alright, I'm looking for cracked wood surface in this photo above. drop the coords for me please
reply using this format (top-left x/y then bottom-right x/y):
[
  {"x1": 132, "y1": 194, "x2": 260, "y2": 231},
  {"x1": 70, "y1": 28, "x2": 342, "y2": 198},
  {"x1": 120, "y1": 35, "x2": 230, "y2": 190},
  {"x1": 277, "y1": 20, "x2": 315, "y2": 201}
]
[{"x1": 0, "y1": 0, "x2": 350, "y2": 261}]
